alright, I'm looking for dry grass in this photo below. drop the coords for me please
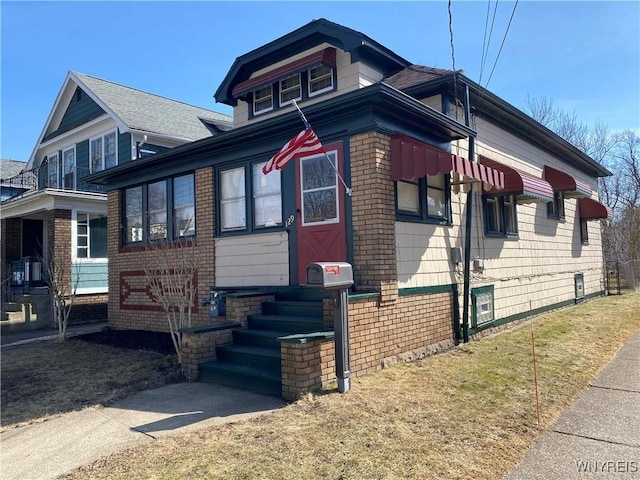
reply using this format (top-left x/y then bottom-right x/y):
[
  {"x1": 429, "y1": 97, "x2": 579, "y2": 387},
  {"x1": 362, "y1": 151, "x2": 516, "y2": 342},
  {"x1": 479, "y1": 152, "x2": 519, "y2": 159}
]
[
  {"x1": 1, "y1": 339, "x2": 181, "y2": 431},
  {"x1": 59, "y1": 293, "x2": 640, "y2": 480}
]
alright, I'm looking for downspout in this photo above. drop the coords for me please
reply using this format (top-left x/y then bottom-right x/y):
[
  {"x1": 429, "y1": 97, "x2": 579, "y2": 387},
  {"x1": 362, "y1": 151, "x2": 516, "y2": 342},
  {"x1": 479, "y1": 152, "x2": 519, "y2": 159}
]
[{"x1": 461, "y1": 83, "x2": 474, "y2": 343}]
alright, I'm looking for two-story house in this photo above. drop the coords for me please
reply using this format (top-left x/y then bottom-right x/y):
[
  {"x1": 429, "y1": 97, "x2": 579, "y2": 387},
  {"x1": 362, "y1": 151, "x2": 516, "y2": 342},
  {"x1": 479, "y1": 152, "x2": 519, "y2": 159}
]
[
  {"x1": 0, "y1": 71, "x2": 232, "y2": 329},
  {"x1": 87, "y1": 19, "x2": 611, "y2": 399}
]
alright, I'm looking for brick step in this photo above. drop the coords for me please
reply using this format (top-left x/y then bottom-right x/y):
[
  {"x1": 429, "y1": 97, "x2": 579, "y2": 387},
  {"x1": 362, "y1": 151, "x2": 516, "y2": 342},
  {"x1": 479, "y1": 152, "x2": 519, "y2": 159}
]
[
  {"x1": 248, "y1": 314, "x2": 324, "y2": 333},
  {"x1": 216, "y1": 344, "x2": 281, "y2": 371},
  {"x1": 199, "y1": 361, "x2": 281, "y2": 397},
  {"x1": 261, "y1": 300, "x2": 323, "y2": 318}
]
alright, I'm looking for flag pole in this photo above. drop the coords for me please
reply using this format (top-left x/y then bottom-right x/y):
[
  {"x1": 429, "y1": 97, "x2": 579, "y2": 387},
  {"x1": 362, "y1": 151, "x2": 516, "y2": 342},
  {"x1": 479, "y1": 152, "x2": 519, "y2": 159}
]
[{"x1": 292, "y1": 100, "x2": 352, "y2": 197}]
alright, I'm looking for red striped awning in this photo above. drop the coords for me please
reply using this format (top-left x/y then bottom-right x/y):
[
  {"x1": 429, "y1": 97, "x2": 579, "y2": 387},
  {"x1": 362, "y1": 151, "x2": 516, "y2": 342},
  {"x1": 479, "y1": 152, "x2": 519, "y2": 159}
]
[
  {"x1": 390, "y1": 135, "x2": 504, "y2": 189},
  {"x1": 480, "y1": 156, "x2": 554, "y2": 203},
  {"x1": 544, "y1": 165, "x2": 591, "y2": 198},
  {"x1": 232, "y1": 48, "x2": 337, "y2": 98},
  {"x1": 578, "y1": 198, "x2": 613, "y2": 220}
]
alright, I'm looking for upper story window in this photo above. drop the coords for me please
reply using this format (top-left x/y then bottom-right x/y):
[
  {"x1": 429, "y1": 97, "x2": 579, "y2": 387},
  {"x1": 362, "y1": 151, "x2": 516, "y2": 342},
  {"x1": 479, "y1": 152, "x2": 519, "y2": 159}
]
[
  {"x1": 47, "y1": 152, "x2": 59, "y2": 188},
  {"x1": 123, "y1": 173, "x2": 196, "y2": 245},
  {"x1": 547, "y1": 191, "x2": 565, "y2": 220},
  {"x1": 308, "y1": 65, "x2": 334, "y2": 96},
  {"x1": 233, "y1": 48, "x2": 338, "y2": 119},
  {"x1": 62, "y1": 147, "x2": 75, "y2": 190},
  {"x1": 280, "y1": 74, "x2": 302, "y2": 106},
  {"x1": 253, "y1": 85, "x2": 274, "y2": 115},
  {"x1": 90, "y1": 131, "x2": 117, "y2": 173},
  {"x1": 218, "y1": 161, "x2": 282, "y2": 234},
  {"x1": 395, "y1": 173, "x2": 451, "y2": 225},
  {"x1": 483, "y1": 194, "x2": 518, "y2": 238}
]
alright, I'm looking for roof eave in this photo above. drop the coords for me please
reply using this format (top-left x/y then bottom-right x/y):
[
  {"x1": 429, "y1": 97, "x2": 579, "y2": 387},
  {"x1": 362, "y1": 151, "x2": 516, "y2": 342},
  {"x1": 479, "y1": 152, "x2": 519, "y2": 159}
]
[
  {"x1": 87, "y1": 83, "x2": 472, "y2": 187},
  {"x1": 215, "y1": 18, "x2": 410, "y2": 106}
]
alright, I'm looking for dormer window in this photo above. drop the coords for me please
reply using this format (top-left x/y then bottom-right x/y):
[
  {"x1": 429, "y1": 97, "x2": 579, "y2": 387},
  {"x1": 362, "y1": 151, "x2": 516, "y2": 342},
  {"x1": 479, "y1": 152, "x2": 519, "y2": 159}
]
[
  {"x1": 309, "y1": 65, "x2": 333, "y2": 96},
  {"x1": 280, "y1": 74, "x2": 302, "y2": 106},
  {"x1": 253, "y1": 85, "x2": 273, "y2": 115},
  {"x1": 232, "y1": 48, "x2": 337, "y2": 119}
]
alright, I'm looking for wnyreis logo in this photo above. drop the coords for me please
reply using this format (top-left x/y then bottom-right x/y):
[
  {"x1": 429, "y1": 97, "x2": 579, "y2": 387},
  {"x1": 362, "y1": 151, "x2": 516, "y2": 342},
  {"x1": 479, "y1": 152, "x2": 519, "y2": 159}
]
[{"x1": 576, "y1": 460, "x2": 639, "y2": 474}]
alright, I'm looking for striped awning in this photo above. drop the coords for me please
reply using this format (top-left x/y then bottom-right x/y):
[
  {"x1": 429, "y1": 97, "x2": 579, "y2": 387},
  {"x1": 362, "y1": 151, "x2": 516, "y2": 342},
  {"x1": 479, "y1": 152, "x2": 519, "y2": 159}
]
[
  {"x1": 480, "y1": 156, "x2": 554, "y2": 203},
  {"x1": 578, "y1": 198, "x2": 613, "y2": 220},
  {"x1": 390, "y1": 135, "x2": 504, "y2": 189},
  {"x1": 544, "y1": 166, "x2": 591, "y2": 198}
]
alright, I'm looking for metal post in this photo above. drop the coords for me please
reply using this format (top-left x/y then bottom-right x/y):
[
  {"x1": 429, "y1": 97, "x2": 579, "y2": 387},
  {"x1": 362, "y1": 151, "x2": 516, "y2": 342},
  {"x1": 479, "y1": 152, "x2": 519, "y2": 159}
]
[{"x1": 332, "y1": 288, "x2": 351, "y2": 393}]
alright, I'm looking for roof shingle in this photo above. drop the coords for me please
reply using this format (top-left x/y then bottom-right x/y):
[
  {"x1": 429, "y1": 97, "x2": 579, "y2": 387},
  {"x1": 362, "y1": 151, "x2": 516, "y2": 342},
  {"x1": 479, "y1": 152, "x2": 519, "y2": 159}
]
[{"x1": 73, "y1": 71, "x2": 233, "y2": 142}]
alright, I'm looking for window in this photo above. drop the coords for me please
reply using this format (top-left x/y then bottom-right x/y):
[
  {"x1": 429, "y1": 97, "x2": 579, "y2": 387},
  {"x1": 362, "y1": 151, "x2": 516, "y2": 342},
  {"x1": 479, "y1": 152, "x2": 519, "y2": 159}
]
[
  {"x1": 301, "y1": 152, "x2": 337, "y2": 224},
  {"x1": 218, "y1": 162, "x2": 283, "y2": 235},
  {"x1": 547, "y1": 191, "x2": 565, "y2": 219},
  {"x1": 47, "y1": 152, "x2": 59, "y2": 188},
  {"x1": 125, "y1": 186, "x2": 143, "y2": 243},
  {"x1": 148, "y1": 181, "x2": 167, "y2": 241},
  {"x1": 253, "y1": 163, "x2": 282, "y2": 228},
  {"x1": 575, "y1": 273, "x2": 585, "y2": 300},
  {"x1": 173, "y1": 174, "x2": 196, "y2": 238},
  {"x1": 395, "y1": 173, "x2": 450, "y2": 224},
  {"x1": 249, "y1": 64, "x2": 335, "y2": 117},
  {"x1": 220, "y1": 167, "x2": 246, "y2": 231},
  {"x1": 253, "y1": 85, "x2": 273, "y2": 115},
  {"x1": 308, "y1": 65, "x2": 333, "y2": 96},
  {"x1": 472, "y1": 285, "x2": 495, "y2": 327},
  {"x1": 63, "y1": 147, "x2": 75, "y2": 190},
  {"x1": 90, "y1": 131, "x2": 117, "y2": 173},
  {"x1": 279, "y1": 74, "x2": 302, "y2": 106},
  {"x1": 483, "y1": 194, "x2": 518, "y2": 237},
  {"x1": 76, "y1": 213, "x2": 107, "y2": 259},
  {"x1": 580, "y1": 219, "x2": 589, "y2": 244},
  {"x1": 123, "y1": 173, "x2": 196, "y2": 245}
]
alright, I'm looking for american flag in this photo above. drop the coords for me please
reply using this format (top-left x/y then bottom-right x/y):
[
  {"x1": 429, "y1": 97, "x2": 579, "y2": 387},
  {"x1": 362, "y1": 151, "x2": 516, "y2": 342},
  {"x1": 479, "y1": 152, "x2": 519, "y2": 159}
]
[{"x1": 262, "y1": 127, "x2": 325, "y2": 175}]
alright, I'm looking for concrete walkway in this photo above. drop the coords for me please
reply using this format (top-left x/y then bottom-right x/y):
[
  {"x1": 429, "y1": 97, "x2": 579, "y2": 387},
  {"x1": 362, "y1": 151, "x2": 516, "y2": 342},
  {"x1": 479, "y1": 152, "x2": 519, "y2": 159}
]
[
  {"x1": 1, "y1": 382, "x2": 285, "y2": 480},
  {"x1": 0, "y1": 322, "x2": 108, "y2": 351},
  {"x1": 505, "y1": 330, "x2": 640, "y2": 479}
]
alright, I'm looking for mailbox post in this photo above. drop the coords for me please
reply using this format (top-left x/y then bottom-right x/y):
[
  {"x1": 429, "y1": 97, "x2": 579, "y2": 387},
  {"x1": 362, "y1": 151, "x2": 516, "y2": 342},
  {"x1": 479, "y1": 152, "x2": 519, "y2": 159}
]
[{"x1": 306, "y1": 262, "x2": 353, "y2": 393}]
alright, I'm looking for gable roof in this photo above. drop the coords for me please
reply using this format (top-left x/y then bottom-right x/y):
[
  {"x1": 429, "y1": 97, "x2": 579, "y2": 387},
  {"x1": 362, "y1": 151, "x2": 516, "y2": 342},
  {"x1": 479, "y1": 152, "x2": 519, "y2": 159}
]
[
  {"x1": 215, "y1": 18, "x2": 410, "y2": 105},
  {"x1": 1, "y1": 159, "x2": 33, "y2": 190},
  {"x1": 27, "y1": 71, "x2": 233, "y2": 168}
]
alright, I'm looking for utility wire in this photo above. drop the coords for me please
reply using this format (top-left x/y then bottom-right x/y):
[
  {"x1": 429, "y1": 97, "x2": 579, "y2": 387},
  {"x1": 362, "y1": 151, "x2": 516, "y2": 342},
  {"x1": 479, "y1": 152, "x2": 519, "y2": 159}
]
[
  {"x1": 448, "y1": 0, "x2": 459, "y2": 119},
  {"x1": 478, "y1": 0, "x2": 500, "y2": 87},
  {"x1": 484, "y1": 0, "x2": 519, "y2": 90}
]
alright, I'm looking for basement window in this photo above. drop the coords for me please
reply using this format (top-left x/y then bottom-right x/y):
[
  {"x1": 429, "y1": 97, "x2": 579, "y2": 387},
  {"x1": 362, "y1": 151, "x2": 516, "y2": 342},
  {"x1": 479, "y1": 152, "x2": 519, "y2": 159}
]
[{"x1": 472, "y1": 285, "x2": 494, "y2": 327}]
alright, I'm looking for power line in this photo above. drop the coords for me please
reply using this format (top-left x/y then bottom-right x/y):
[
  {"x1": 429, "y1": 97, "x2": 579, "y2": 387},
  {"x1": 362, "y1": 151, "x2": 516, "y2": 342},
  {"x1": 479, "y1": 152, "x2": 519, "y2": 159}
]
[
  {"x1": 484, "y1": 0, "x2": 519, "y2": 90},
  {"x1": 478, "y1": 0, "x2": 500, "y2": 87}
]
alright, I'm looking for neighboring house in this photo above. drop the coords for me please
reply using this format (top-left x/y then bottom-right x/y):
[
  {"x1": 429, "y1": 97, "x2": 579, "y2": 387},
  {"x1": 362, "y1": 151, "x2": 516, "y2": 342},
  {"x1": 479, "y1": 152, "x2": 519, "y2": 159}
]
[
  {"x1": 0, "y1": 71, "x2": 232, "y2": 326},
  {"x1": 87, "y1": 19, "x2": 611, "y2": 399},
  {"x1": 1, "y1": 159, "x2": 33, "y2": 201}
]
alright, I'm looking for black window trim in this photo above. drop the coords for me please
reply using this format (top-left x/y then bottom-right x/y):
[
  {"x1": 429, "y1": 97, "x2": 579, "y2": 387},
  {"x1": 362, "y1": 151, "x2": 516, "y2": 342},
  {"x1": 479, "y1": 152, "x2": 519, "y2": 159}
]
[
  {"x1": 395, "y1": 173, "x2": 452, "y2": 226},
  {"x1": 216, "y1": 160, "x2": 286, "y2": 237},
  {"x1": 547, "y1": 190, "x2": 566, "y2": 220},
  {"x1": 122, "y1": 172, "x2": 197, "y2": 246},
  {"x1": 482, "y1": 193, "x2": 519, "y2": 239},
  {"x1": 247, "y1": 64, "x2": 337, "y2": 120}
]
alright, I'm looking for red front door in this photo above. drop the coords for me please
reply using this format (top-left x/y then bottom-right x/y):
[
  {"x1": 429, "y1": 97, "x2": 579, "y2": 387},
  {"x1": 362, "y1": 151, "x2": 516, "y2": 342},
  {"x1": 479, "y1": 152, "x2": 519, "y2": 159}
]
[{"x1": 295, "y1": 141, "x2": 347, "y2": 284}]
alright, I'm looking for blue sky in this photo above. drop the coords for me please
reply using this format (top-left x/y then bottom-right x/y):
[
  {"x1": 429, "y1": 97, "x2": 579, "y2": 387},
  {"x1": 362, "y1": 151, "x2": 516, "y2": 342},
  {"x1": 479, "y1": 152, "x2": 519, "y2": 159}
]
[{"x1": 1, "y1": 1, "x2": 638, "y2": 163}]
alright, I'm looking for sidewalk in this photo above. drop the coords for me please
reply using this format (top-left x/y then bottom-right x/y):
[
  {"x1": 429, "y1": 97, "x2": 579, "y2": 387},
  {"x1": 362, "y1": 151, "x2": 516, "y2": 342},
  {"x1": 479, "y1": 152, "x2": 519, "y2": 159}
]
[
  {"x1": 0, "y1": 382, "x2": 285, "y2": 480},
  {"x1": 0, "y1": 322, "x2": 107, "y2": 351},
  {"x1": 505, "y1": 330, "x2": 640, "y2": 480}
]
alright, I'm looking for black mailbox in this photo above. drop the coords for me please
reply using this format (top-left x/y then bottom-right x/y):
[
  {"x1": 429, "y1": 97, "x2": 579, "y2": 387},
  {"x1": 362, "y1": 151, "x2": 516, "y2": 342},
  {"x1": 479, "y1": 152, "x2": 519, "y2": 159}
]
[{"x1": 306, "y1": 262, "x2": 353, "y2": 289}]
